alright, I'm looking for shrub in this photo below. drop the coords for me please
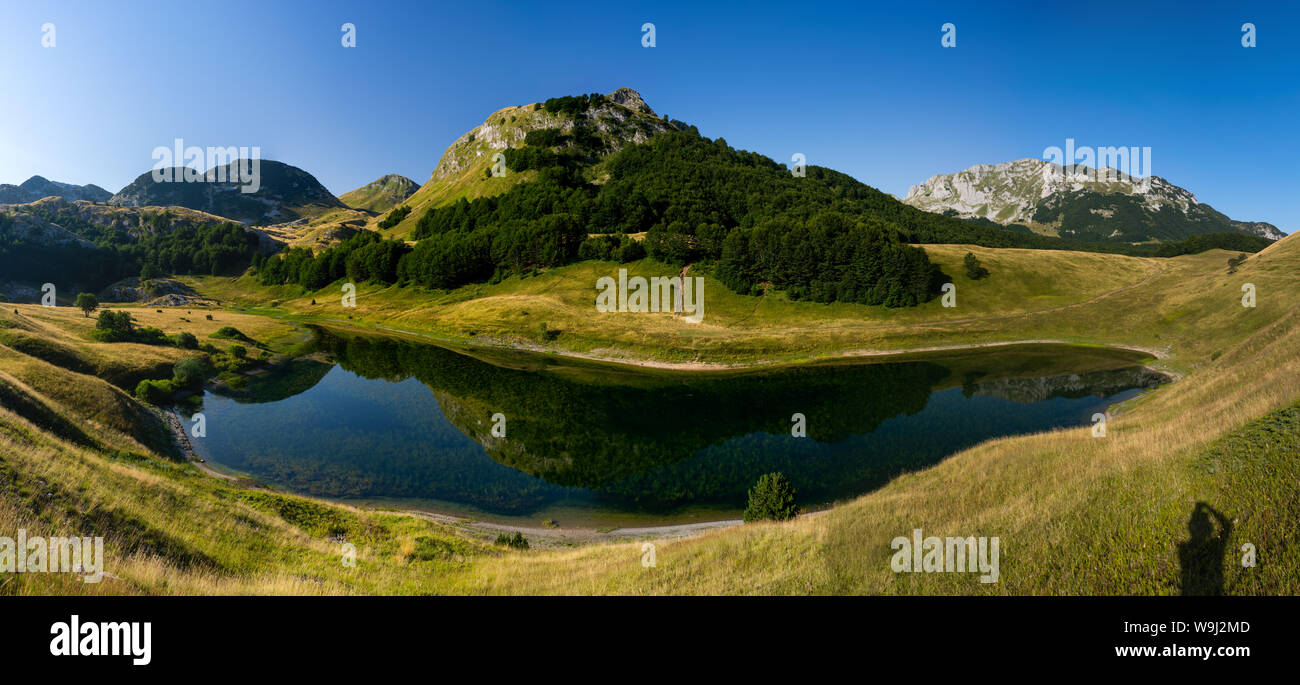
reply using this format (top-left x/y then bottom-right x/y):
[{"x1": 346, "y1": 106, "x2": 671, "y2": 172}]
[
  {"x1": 743, "y1": 472, "x2": 799, "y2": 522},
  {"x1": 173, "y1": 357, "x2": 209, "y2": 389},
  {"x1": 134, "y1": 378, "x2": 176, "y2": 404},
  {"x1": 495, "y1": 532, "x2": 529, "y2": 549},
  {"x1": 964, "y1": 252, "x2": 990, "y2": 280},
  {"x1": 173, "y1": 331, "x2": 199, "y2": 349},
  {"x1": 90, "y1": 310, "x2": 135, "y2": 342},
  {"x1": 228, "y1": 344, "x2": 247, "y2": 359}
]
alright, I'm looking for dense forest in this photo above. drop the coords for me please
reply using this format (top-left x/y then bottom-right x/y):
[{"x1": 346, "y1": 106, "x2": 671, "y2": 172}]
[
  {"x1": 260, "y1": 127, "x2": 952, "y2": 306},
  {"x1": 0, "y1": 209, "x2": 259, "y2": 294},
  {"x1": 255, "y1": 122, "x2": 1275, "y2": 307}
]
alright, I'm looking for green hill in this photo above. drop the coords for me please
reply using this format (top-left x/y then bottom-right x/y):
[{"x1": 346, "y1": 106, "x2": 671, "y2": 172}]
[
  {"x1": 339, "y1": 174, "x2": 418, "y2": 213},
  {"x1": 383, "y1": 88, "x2": 678, "y2": 237}
]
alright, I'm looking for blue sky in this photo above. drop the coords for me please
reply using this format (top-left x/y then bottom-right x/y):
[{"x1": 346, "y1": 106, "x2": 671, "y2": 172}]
[{"x1": 1, "y1": 0, "x2": 1296, "y2": 231}]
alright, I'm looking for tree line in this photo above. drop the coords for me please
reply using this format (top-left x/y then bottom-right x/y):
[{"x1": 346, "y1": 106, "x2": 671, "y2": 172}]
[{"x1": 250, "y1": 117, "x2": 1277, "y2": 307}]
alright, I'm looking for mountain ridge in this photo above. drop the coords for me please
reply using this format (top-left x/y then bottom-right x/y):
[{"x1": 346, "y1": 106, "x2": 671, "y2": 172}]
[
  {"x1": 109, "y1": 160, "x2": 344, "y2": 225},
  {"x1": 903, "y1": 158, "x2": 1285, "y2": 242},
  {"x1": 0, "y1": 175, "x2": 113, "y2": 204}
]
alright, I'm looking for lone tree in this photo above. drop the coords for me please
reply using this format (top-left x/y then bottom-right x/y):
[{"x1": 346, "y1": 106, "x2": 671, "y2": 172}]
[
  {"x1": 74, "y1": 292, "x2": 98, "y2": 317},
  {"x1": 743, "y1": 472, "x2": 799, "y2": 522},
  {"x1": 964, "y1": 252, "x2": 990, "y2": 280}
]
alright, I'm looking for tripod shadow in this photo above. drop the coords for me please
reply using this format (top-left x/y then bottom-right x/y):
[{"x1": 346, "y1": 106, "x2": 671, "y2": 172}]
[{"x1": 1177, "y1": 502, "x2": 1232, "y2": 596}]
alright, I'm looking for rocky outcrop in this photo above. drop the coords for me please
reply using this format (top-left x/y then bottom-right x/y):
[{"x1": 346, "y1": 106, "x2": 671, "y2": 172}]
[
  {"x1": 429, "y1": 88, "x2": 674, "y2": 183},
  {"x1": 904, "y1": 159, "x2": 1285, "y2": 242}
]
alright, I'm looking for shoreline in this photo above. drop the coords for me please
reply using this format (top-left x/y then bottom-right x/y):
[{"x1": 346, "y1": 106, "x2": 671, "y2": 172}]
[
  {"x1": 156, "y1": 404, "x2": 759, "y2": 546},
  {"x1": 308, "y1": 316, "x2": 1171, "y2": 372},
  {"x1": 155, "y1": 314, "x2": 1178, "y2": 548}
]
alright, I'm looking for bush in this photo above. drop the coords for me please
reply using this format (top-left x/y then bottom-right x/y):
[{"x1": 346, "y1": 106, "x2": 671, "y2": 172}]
[
  {"x1": 90, "y1": 310, "x2": 135, "y2": 342},
  {"x1": 743, "y1": 472, "x2": 799, "y2": 522},
  {"x1": 173, "y1": 357, "x2": 209, "y2": 389},
  {"x1": 173, "y1": 331, "x2": 199, "y2": 349},
  {"x1": 134, "y1": 378, "x2": 176, "y2": 404},
  {"x1": 210, "y1": 326, "x2": 249, "y2": 341},
  {"x1": 227, "y1": 344, "x2": 247, "y2": 359},
  {"x1": 494, "y1": 532, "x2": 529, "y2": 549},
  {"x1": 964, "y1": 252, "x2": 990, "y2": 280}
]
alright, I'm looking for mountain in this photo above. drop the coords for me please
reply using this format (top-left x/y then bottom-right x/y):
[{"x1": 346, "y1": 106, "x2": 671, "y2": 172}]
[
  {"x1": 339, "y1": 174, "x2": 418, "y2": 212},
  {"x1": 383, "y1": 87, "x2": 678, "y2": 235},
  {"x1": 109, "y1": 160, "x2": 344, "y2": 225},
  {"x1": 903, "y1": 159, "x2": 1285, "y2": 242},
  {"x1": 0, "y1": 175, "x2": 113, "y2": 204}
]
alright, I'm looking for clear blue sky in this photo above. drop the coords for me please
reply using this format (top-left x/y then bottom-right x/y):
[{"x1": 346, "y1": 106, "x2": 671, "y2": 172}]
[{"x1": 1, "y1": 0, "x2": 1295, "y2": 232}]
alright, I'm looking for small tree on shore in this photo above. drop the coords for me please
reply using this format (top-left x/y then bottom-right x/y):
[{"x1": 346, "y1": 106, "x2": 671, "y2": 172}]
[
  {"x1": 75, "y1": 292, "x2": 98, "y2": 317},
  {"x1": 743, "y1": 472, "x2": 799, "y2": 522}
]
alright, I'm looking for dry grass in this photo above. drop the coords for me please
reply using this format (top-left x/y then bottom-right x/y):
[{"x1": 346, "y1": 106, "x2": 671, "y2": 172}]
[{"x1": 2, "y1": 236, "x2": 1298, "y2": 594}]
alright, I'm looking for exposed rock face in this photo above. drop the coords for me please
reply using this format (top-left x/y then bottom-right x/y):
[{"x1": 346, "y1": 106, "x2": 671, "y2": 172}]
[
  {"x1": 109, "y1": 160, "x2": 344, "y2": 225},
  {"x1": 904, "y1": 159, "x2": 1285, "y2": 242},
  {"x1": 430, "y1": 88, "x2": 674, "y2": 182},
  {"x1": 97, "y1": 277, "x2": 211, "y2": 305},
  {"x1": 608, "y1": 87, "x2": 653, "y2": 114},
  {"x1": 0, "y1": 175, "x2": 113, "y2": 204}
]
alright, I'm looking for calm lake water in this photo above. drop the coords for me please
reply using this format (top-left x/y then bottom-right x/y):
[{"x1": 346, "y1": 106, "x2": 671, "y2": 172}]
[{"x1": 186, "y1": 329, "x2": 1167, "y2": 527}]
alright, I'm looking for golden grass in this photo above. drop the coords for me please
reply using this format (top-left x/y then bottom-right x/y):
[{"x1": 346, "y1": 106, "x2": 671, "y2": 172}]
[{"x1": 2, "y1": 235, "x2": 1298, "y2": 594}]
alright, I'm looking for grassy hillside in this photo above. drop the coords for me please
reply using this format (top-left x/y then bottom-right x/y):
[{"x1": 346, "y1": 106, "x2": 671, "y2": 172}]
[
  {"x1": 381, "y1": 91, "x2": 674, "y2": 238},
  {"x1": 2, "y1": 234, "x2": 1297, "y2": 595},
  {"x1": 338, "y1": 174, "x2": 418, "y2": 213},
  {"x1": 194, "y1": 244, "x2": 1166, "y2": 366}
]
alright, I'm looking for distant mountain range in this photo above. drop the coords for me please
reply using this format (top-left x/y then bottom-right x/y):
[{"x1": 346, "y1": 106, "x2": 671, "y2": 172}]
[
  {"x1": 0, "y1": 175, "x2": 112, "y2": 204},
  {"x1": 109, "y1": 160, "x2": 344, "y2": 225},
  {"x1": 903, "y1": 159, "x2": 1284, "y2": 242},
  {"x1": 2, "y1": 94, "x2": 1286, "y2": 245}
]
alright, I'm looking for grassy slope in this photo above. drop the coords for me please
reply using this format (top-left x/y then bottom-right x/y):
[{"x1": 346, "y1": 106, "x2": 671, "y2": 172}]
[
  {"x1": 337, "y1": 175, "x2": 417, "y2": 214},
  {"x1": 379, "y1": 103, "x2": 546, "y2": 238},
  {"x1": 192, "y1": 244, "x2": 1167, "y2": 367},
  {"x1": 2, "y1": 236, "x2": 1297, "y2": 594},
  {"x1": 458, "y1": 235, "x2": 1300, "y2": 594}
]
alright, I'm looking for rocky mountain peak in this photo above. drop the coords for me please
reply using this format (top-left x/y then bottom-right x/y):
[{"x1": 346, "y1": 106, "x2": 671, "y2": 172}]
[{"x1": 904, "y1": 158, "x2": 1283, "y2": 242}]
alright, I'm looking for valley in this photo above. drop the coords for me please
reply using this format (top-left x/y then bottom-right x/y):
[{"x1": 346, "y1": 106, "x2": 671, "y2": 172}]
[
  {"x1": 1, "y1": 86, "x2": 1296, "y2": 598},
  {"x1": 2, "y1": 229, "x2": 1297, "y2": 594}
]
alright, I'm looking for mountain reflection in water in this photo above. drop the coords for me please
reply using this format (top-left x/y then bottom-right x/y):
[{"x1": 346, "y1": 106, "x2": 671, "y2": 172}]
[{"x1": 187, "y1": 328, "x2": 1167, "y2": 524}]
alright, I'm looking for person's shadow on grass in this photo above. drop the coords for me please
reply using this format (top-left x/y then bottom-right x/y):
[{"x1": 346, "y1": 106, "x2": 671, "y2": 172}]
[{"x1": 1178, "y1": 502, "x2": 1232, "y2": 596}]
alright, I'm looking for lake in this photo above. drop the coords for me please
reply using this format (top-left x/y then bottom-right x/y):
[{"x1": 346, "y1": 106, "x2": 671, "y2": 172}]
[{"x1": 185, "y1": 328, "x2": 1168, "y2": 527}]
